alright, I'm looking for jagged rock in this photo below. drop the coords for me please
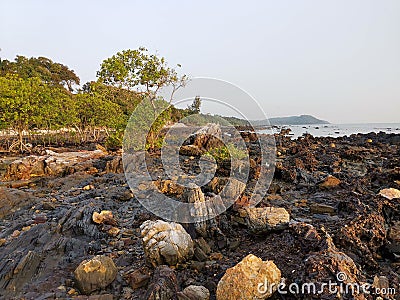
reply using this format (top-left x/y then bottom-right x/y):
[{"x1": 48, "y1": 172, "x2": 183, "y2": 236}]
[
  {"x1": 74, "y1": 255, "x2": 117, "y2": 294},
  {"x1": 178, "y1": 285, "x2": 210, "y2": 300},
  {"x1": 144, "y1": 265, "x2": 178, "y2": 300},
  {"x1": 244, "y1": 207, "x2": 290, "y2": 234},
  {"x1": 318, "y1": 175, "x2": 341, "y2": 188},
  {"x1": 379, "y1": 188, "x2": 400, "y2": 200},
  {"x1": 192, "y1": 123, "x2": 223, "y2": 151},
  {"x1": 140, "y1": 220, "x2": 194, "y2": 267},
  {"x1": 216, "y1": 254, "x2": 281, "y2": 300},
  {"x1": 304, "y1": 232, "x2": 363, "y2": 299}
]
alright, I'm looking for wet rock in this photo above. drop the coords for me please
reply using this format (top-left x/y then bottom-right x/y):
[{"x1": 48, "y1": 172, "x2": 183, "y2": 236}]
[
  {"x1": 379, "y1": 188, "x2": 400, "y2": 200},
  {"x1": 144, "y1": 265, "x2": 178, "y2": 300},
  {"x1": 74, "y1": 255, "x2": 117, "y2": 294},
  {"x1": 318, "y1": 175, "x2": 341, "y2": 188},
  {"x1": 178, "y1": 285, "x2": 210, "y2": 300},
  {"x1": 244, "y1": 207, "x2": 290, "y2": 234},
  {"x1": 140, "y1": 220, "x2": 194, "y2": 267},
  {"x1": 216, "y1": 254, "x2": 281, "y2": 300}
]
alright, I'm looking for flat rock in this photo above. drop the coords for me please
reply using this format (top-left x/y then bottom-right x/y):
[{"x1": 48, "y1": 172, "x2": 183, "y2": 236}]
[
  {"x1": 318, "y1": 175, "x2": 341, "y2": 188},
  {"x1": 244, "y1": 207, "x2": 290, "y2": 234},
  {"x1": 379, "y1": 188, "x2": 400, "y2": 200}
]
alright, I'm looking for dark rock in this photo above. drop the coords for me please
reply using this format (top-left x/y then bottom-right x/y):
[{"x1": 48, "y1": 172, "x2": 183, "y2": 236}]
[{"x1": 144, "y1": 265, "x2": 178, "y2": 300}]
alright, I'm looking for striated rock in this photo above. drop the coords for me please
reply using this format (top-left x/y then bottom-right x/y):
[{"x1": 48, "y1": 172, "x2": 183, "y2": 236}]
[
  {"x1": 318, "y1": 175, "x2": 341, "y2": 188},
  {"x1": 379, "y1": 188, "x2": 400, "y2": 200},
  {"x1": 144, "y1": 265, "x2": 178, "y2": 300},
  {"x1": 74, "y1": 255, "x2": 117, "y2": 294},
  {"x1": 140, "y1": 220, "x2": 194, "y2": 267},
  {"x1": 216, "y1": 254, "x2": 281, "y2": 300},
  {"x1": 244, "y1": 207, "x2": 290, "y2": 234},
  {"x1": 92, "y1": 210, "x2": 116, "y2": 225},
  {"x1": 178, "y1": 285, "x2": 210, "y2": 300}
]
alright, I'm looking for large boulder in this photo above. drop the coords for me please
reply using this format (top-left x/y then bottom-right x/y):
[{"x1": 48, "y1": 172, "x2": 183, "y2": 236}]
[
  {"x1": 216, "y1": 254, "x2": 281, "y2": 300},
  {"x1": 74, "y1": 255, "x2": 118, "y2": 294},
  {"x1": 140, "y1": 220, "x2": 194, "y2": 267}
]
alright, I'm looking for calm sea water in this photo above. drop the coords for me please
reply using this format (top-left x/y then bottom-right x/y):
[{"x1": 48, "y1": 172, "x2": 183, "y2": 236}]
[{"x1": 260, "y1": 123, "x2": 400, "y2": 139}]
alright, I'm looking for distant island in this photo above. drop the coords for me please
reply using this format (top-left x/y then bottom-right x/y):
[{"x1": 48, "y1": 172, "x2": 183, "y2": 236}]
[{"x1": 255, "y1": 115, "x2": 330, "y2": 126}]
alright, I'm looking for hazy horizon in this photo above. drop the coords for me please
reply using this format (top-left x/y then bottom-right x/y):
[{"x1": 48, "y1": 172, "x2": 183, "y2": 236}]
[{"x1": 1, "y1": 0, "x2": 399, "y2": 124}]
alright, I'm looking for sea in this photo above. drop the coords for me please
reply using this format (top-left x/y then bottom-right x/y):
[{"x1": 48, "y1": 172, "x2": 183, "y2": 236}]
[{"x1": 260, "y1": 123, "x2": 400, "y2": 139}]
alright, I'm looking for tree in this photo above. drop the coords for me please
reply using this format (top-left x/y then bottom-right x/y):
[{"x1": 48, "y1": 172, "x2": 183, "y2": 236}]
[
  {"x1": 74, "y1": 87, "x2": 124, "y2": 142},
  {"x1": 0, "y1": 74, "x2": 73, "y2": 152},
  {"x1": 187, "y1": 95, "x2": 201, "y2": 114},
  {"x1": 97, "y1": 47, "x2": 187, "y2": 106},
  {"x1": 0, "y1": 55, "x2": 80, "y2": 91}
]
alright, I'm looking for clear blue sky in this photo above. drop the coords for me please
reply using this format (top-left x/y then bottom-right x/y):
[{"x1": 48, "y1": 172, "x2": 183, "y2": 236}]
[{"x1": 1, "y1": 0, "x2": 399, "y2": 123}]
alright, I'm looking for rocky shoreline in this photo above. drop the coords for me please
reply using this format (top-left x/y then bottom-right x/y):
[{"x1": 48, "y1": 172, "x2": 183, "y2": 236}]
[{"x1": 0, "y1": 130, "x2": 399, "y2": 299}]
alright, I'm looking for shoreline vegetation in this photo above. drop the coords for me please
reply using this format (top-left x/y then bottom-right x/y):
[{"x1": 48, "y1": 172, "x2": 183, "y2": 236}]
[{"x1": 0, "y1": 48, "x2": 399, "y2": 300}]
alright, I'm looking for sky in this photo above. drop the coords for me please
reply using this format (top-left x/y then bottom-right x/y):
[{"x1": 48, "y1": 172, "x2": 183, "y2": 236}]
[{"x1": 1, "y1": 0, "x2": 399, "y2": 123}]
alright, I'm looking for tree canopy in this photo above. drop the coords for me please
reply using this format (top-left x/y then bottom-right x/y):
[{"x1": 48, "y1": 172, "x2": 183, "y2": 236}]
[{"x1": 0, "y1": 55, "x2": 80, "y2": 91}]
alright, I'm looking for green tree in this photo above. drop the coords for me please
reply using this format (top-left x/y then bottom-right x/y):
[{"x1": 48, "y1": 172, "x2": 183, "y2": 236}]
[
  {"x1": 187, "y1": 95, "x2": 201, "y2": 114},
  {"x1": 0, "y1": 74, "x2": 72, "y2": 152},
  {"x1": 0, "y1": 55, "x2": 80, "y2": 91},
  {"x1": 97, "y1": 47, "x2": 187, "y2": 106},
  {"x1": 74, "y1": 88, "x2": 124, "y2": 142}
]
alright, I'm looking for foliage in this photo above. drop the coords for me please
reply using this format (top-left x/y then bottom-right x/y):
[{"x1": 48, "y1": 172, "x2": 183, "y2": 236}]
[
  {"x1": 97, "y1": 47, "x2": 187, "y2": 104},
  {"x1": 186, "y1": 96, "x2": 201, "y2": 114},
  {"x1": 204, "y1": 143, "x2": 248, "y2": 162},
  {"x1": 123, "y1": 98, "x2": 171, "y2": 151},
  {"x1": 0, "y1": 74, "x2": 73, "y2": 151},
  {"x1": 0, "y1": 55, "x2": 80, "y2": 91}
]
